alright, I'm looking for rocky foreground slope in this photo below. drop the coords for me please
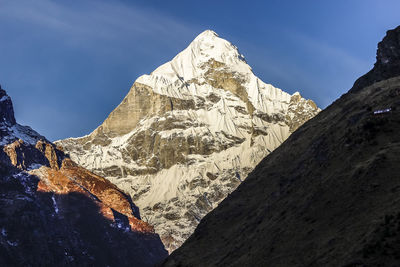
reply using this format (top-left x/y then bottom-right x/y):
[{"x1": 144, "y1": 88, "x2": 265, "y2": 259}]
[
  {"x1": 0, "y1": 88, "x2": 167, "y2": 266},
  {"x1": 57, "y1": 30, "x2": 320, "y2": 251},
  {"x1": 164, "y1": 26, "x2": 400, "y2": 266}
]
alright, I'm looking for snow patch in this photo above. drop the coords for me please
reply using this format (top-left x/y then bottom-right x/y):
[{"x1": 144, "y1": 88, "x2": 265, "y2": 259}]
[
  {"x1": 374, "y1": 108, "x2": 391, "y2": 114},
  {"x1": 51, "y1": 195, "x2": 59, "y2": 215},
  {"x1": 0, "y1": 123, "x2": 43, "y2": 146},
  {"x1": 0, "y1": 95, "x2": 10, "y2": 102},
  {"x1": 27, "y1": 163, "x2": 43, "y2": 171}
]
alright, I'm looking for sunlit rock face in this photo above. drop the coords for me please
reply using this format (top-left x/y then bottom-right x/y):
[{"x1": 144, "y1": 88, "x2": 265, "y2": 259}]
[
  {"x1": 57, "y1": 30, "x2": 320, "y2": 252},
  {"x1": 0, "y1": 88, "x2": 167, "y2": 266}
]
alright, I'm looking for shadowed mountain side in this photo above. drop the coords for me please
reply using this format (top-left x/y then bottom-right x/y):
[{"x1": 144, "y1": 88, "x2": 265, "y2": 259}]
[
  {"x1": 163, "y1": 26, "x2": 400, "y2": 266},
  {"x1": 0, "y1": 163, "x2": 166, "y2": 267}
]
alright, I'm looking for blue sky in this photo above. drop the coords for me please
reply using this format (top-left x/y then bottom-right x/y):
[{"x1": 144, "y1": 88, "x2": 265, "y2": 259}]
[{"x1": 0, "y1": 0, "x2": 399, "y2": 141}]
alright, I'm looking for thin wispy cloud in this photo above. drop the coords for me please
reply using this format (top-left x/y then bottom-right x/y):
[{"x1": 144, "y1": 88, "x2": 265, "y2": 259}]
[
  {"x1": 285, "y1": 31, "x2": 373, "y2": 106},
  {"x1": 0, "y1": 0, "x2": 197, "y2": 49},
  {"x1": 286, "y1": 31, "x2": 371, "y2": 73},
  {"x1": 238, "y1": 28, "x2": 373, "y2": 108}
]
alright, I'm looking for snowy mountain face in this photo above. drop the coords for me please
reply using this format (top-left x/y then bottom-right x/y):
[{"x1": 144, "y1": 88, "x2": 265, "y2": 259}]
[{"x1": 57, "y1": 30, "x2": 320, "y2": 252}]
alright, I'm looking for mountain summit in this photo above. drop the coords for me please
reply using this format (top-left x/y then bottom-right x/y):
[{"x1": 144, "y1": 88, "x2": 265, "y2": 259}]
[
  {"x1": 57, "y1": 30, "x2": 320, "y2": 252},
  {"x1": 139, "y1": 29, "x2": 250, "y2": 85}
]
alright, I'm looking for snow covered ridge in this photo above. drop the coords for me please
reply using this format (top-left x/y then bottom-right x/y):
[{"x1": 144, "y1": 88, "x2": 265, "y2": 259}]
[
  {"x1": 57, "y1": 30, "x2": 321, "y2": 252},
  {"x1": 135, "y1": 29, "x2": 293, "y2": 114},
  {"x1": 0, "y1": 123, "x2": 45, "y2": 146},
  {"x1": 0, "y1": 88, "x2": 46, "y2": 148}
]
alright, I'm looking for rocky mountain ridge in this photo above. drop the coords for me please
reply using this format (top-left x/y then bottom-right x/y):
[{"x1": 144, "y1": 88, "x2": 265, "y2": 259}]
[
  {"x1": 57, "y1": 30, "x2": 320, "y2": 252},
  {"x1": 0, "y1": 88, "x2": 167, "y2": 266}
]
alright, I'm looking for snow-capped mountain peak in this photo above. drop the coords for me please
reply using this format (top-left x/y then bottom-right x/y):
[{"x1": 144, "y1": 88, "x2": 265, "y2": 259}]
[
  {"x1": 138, "y1": 30, "x2": 250, "y2": 89},
  {"x1": 57, "y1": 30, "x2": 320, "y2": 252},
  {"x1": 194, "y1": 29, "x2": 219, "y2": 38}
]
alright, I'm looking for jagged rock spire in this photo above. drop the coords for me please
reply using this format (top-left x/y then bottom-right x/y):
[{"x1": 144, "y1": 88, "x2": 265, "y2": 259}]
[
  {"x1": 0, "y1": 87, "x2": 16, "y2": 125},
  {"x1": 352, "y1": 25, "x2": 400, "y2": 92}
]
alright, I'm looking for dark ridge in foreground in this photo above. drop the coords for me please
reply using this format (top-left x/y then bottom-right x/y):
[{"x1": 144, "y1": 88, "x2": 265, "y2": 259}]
[{"x1": 164, "y1": 26, "x2": 400, "y2": 266}]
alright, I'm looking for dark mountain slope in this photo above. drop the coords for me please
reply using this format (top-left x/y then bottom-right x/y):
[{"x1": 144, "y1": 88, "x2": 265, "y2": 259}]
[{"x1": 164, "y1": 26, "x2": 400, "y2": 267}]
